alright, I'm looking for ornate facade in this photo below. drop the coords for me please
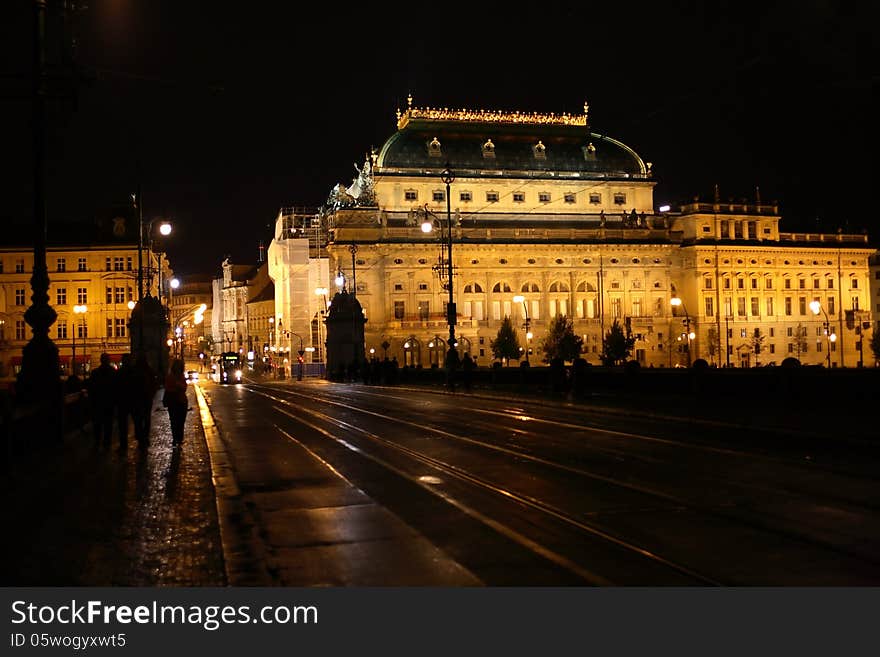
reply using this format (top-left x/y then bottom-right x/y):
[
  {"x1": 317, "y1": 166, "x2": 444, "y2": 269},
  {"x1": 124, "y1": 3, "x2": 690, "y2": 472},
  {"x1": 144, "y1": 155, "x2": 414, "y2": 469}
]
[{"x1": 309, "y1": 99, "x2": 874, "y2": 367}]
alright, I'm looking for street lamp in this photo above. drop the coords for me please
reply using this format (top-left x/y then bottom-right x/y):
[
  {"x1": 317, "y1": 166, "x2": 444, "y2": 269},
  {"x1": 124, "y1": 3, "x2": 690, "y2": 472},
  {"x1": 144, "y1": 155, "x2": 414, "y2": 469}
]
[
  {"x1": 72, "y1": 305, "x2": 87, "y2": 377},
  {"x1": 810, "y1": 300, "x2": 836, "y2": 367},
  {"x1": 419, "y1": 165, "x2": 457, "y2": 355},
  {"x1": 670, "y1": 296, "x2": 693, "y2": 367},
  {"x1": 315, "y1": 287, "x2": 328, "y2": 364},
  {"x1": 513, "y1": 295, "x2": 532, "y2": 365}
]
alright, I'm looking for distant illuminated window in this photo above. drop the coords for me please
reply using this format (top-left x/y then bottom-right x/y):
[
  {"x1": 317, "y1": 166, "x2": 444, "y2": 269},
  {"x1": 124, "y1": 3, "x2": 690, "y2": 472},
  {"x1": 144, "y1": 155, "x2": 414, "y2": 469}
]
[
  {"x1": 486, "y1": 191, "x2": 499, "y2": 203},
  {"x1": 513, "y1": 192, "x2": 525, "y2": 203}
]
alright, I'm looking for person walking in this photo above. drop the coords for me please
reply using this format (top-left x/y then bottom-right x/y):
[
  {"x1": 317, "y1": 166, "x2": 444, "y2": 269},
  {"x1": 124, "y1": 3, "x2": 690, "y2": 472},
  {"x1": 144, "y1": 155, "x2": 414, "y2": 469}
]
[
  {"x1": 115, "y1": 353, "x2": 136, "y2": 449},
  {"x1": 163, "y1": 359, "x2": 188, "y2": 447},
  {"x1": 132, "y1": 355, "x2": 158, "y2": 448},
  {"x1": 87, "y1": 353, "x2": 116, "y2": 448},
  {"x1": 461, "y1": 352, "x2": 475, "y2": 392}
]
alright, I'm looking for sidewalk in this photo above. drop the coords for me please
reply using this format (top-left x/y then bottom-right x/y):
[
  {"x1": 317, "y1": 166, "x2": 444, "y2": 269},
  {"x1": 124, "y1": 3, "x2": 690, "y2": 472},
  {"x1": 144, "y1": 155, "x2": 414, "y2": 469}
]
[{"x1": 0, "y1": 387, "x2": 225, "y2": 586}]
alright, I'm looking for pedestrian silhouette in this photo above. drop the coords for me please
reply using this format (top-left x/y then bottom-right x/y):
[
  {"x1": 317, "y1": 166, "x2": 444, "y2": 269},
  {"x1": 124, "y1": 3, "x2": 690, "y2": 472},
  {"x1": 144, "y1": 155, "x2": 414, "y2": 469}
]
[
  {"x1": 132, "y1": 354, "x2": 158, "y2": 448},
  {"x1": 164, "y1": 359, "x2": 188, "y2": 448},
  {"x1": 116, "y1": 353, "x2": 136, "y2": 449},
  {"x1": 461, "y1": 352, "x2": 475, "y2": 391},
  {"x1": 446, "y1": 347, "x2": 460, "y2": 392},
  {"x1": 87, "y1": 353, "x2": 116, "y2": 447}
]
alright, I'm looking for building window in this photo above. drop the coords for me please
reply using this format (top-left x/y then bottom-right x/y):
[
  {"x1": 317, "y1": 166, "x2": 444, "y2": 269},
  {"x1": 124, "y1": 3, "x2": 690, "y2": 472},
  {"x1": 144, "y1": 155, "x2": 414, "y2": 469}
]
[
  {"x1": 704, "y1": 297, "x2": 714, "y2": 317},
  {"x1": 78, "y1": 322, "x2": 87, "y2": 339},
  {"x1": 750, "y1": 297, "x2": 759, "y2": 316},
  {"x1": 115, "y1": 318, "x2": 126, "y2": 338},
  {"x1": 798, "y1": 278, "x2": 805, "y2": 289},
  {"x1": 538, "y1": 192, "x2": 551, "y2": 203},
  {"x1": 737, "y1": 278, "x2": 745, "y2": 290},
  {"x1": 432, "y1": 190, "x2": 445, "y2": 202},
  {"x1": 765, "y1": 278, "x2": 773, "y2": 290},
  {"x1": 394, "y1": 301, "x2": 405, "y2": 319},
  {"x1": 128, "y1": 287, "x2": 134, "y2": 301},
  {"x1": 723, "y1": 278, "x2": 731, "y2": 290},
  {"x1": 16, "y1": 259, "x2": 25, "y2": 273},
  {"x1": 564, "y1": 193, "x2": 576, "y2": 204},
  {"x1": 740, "y1": 328, "x2": 747, "y2": 338},
  {"x1": 106, "y1": 287, "x2": 113, "y2": 304},
  {"x1": 632, "y1": 298, "x2": 643, "y2": 316},
  {"x1": 56, "y1": 258, "x2": 66, "y2": 272},
  {"x1": 77, "y1": 288, "x2": 87, "y2": 304},
  {"x1": 105, "y1": 257, "x2": 111, "y2": 271},
  {"x1": 126, "y1": 256, "x2": 133, "y2": 271},
  {"x1": 77, "y1": 257, "x2": 87, "y2": 272},
  {"x1": 460, "y1": 191, "x2": 472, "y2": 202},
  {"x1": 513, "y1": 192, "x2": 525, "y2": 203},
  {"x1": 703, "y1": 277, "x2": 713, "y2": 289},
  {"x1": 16, "y1": 320, "x2": 27, "y2": 340},
  {"x1": 610, "y1": 298, "x2": 622, "y2": 318},
  {"x1": 851, "y1": 279, "x2": 859, "y2": 289},
  {"x1": 418, "y1": 300, "x2": 429, "y2": 320},
  {"x1": 486, "y1": 191, "x2": 499, "y2": 203},
  {"x1": 613, "y1": 193, "x2": 626, "y2": 205},
  {"x1": 114, "y1": 257, "x2": 124, "y2": 271},
  {"x1": 56, "y1": 288, "x2": 67, "y2": 306},
  {"x1": 798, "y1": 297, "x2": 807, "y2": 315},
  {"x1": 418, "y1": 283, "x2": 429, "y2": 291},
  {"x1": 828, "y1": 297, "x2": 835, "y2": 315},
  {"x1": 589, "y1": 193, "x2": 601, "y2": 204},
  {"x1": 393, "y1": 283, "x2": 404, "y2": 292},
  {"x1": 852, "y1": 297, "x2": 859, "y2": 310},
  {"x1": 751, "y1": 278, "x2": 758, "y2": 289},
  {"x1": 737, "y1": 298, "x2": 746, "y2": 316},
  {"x1": 769, "y1": 327, "x2": 775, "y2": 337},
  {"x1": 115, "y1": 287, "x2": 125, "y2": 304},
  {"x1": 404, "y1": 190, "x2": 418, "y2": 201},
  {"x1": 106, "y1": 319, "x2": 113, "y2": 338},
  {"x1": 783, "y1": 278, "x2": 791, "y2": 289},
  {"x1": 813, "y1": 278, "x2": 820, "y2": 289},
  {"x1": 15, "y1": 288, "x2": 26, "y2": 305},
  {"x1": 827, "y1": 279, "x2": 834, "y2": 289},
  {"x1": 766, "y1": 297, "x2": 774, "y2": 316},
  {"x1": 56, "y1": 322, "x2": 68, "y2": 340}
]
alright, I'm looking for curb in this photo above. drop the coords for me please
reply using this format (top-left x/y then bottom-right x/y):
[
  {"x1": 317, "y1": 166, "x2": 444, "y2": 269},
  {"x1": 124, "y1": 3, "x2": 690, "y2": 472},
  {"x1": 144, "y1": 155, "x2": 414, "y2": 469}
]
[{"x1": 194, "y1": 383, "x2": 274, "y2": 585}]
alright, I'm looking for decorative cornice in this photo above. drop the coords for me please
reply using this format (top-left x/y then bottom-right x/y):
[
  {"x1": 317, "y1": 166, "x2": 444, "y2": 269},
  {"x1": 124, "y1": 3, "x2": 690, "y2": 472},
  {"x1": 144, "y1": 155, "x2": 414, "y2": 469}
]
[{"x1": 396, "y1": 96, "x2": 589, "y2": 130}]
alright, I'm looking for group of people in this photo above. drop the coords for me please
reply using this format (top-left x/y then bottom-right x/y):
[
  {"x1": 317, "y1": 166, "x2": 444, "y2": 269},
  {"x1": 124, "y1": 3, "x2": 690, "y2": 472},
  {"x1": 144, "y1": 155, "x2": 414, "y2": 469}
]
[{"x1": 82, "y1": 354, "x2": 190, "y2": 449}]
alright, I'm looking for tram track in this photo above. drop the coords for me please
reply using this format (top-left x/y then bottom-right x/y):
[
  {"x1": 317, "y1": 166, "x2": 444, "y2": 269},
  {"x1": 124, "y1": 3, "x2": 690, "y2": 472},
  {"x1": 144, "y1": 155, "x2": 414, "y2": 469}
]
[{"x1": 242, "y1": 382, "x2": 880, "y2": 584}]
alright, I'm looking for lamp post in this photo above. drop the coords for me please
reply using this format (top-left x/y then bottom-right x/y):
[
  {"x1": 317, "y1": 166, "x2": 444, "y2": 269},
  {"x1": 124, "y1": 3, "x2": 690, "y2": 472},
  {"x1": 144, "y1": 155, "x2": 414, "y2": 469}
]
[
  {"x1": 419, "y1": 165, "x2": 457, "y2": 353},
  {"x1": 315, "y1": 287, "x2": 328, "y2": 364},
  {"x1": 671, "y1": 296, "x2": 694, "y2": 367},
  {"x1": 513, "y1": 295, "x2": 532, "y2": 365},
  {"x1": 810, "y1": 300, "x2": 836, "y2": 367},
  {"x1": 72, "y1": 304, "x2": 87, "y2": 377}
]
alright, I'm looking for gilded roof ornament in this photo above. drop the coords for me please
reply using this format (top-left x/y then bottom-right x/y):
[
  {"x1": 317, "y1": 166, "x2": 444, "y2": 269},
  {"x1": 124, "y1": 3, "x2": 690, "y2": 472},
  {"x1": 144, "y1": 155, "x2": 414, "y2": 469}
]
[{"x1": 396, "y1": 103, "x2": 589, "y2": 130}]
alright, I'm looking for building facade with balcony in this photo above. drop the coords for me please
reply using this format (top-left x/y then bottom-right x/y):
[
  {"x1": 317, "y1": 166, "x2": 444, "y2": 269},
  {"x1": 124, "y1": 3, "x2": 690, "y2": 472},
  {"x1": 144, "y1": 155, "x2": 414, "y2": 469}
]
[
  {"x1": 312, "y1": 99, "x2": 874, "y2": 368},
  {"x1": 0, "y1": 215, "x2": 168, "y2": 380}
]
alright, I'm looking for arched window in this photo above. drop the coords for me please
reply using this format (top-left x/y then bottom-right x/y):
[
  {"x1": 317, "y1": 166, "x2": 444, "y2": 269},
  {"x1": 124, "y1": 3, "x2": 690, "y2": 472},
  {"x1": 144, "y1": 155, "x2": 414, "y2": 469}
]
[
  {"x1": 521, "y1": 281, "x2": 540, "y2": 293},
  {"x1": 492, "y1": 282, "x2": 512, "y2": 293},
  {"x1": 463, "y1": 282, "x2": 483, "y2": 294},
  {"x1": 576, "y1": 281, "x2": 596, "y2": 293},
  {"x1": 548, "y1": 281, "x2": 570, "y2": 293}
]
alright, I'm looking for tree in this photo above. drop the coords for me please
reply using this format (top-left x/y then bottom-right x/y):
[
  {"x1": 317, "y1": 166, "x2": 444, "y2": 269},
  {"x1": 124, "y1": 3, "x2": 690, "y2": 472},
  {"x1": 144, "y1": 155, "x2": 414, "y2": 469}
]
[
  {"x1": 490, "y1": 316, "x2": 521, "y2": 365},
  {"x1": 790, "y1": 323, "x2": 808, "y2": 360},
  {"x1": 600, "y1": 319, "x2": 636, "y2": 366},
  {"x1": 540, "y1": 315, "x2": 583, "y2": 364},
  {"x1": 871, "y1": 326, "x2": 880, "y2": 365}
]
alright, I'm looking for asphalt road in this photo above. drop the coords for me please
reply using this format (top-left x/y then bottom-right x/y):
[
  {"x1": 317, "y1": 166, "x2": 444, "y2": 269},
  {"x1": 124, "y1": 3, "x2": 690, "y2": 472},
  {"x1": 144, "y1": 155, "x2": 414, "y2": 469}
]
[{"x1": 199, "y1": 376, "x2": 880, "y2": 586}]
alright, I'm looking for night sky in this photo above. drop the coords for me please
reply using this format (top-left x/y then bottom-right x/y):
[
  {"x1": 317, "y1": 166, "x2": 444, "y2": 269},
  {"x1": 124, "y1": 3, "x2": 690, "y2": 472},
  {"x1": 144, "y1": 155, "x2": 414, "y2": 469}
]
[{"x1": 3, "y1": 1, "x2": 874, "y2": 277}]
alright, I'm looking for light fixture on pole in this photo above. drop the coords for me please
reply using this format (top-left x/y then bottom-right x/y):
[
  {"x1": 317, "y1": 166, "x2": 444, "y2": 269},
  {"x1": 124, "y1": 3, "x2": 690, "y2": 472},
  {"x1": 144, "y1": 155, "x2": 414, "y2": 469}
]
[
  {"x1": 72, "y1": 304, "x2": 87, "y2": 377},
  {"x1": 810, "y1": 300, "x2": 836, "y2": 367},
  {"x1": 513, "y1": 295, "x2": 532, "y2": 365},
  {"x1": 315, "y1": 287, "x2": 328, "y2": 364},
  {"x1": 670, "y1": 296, "x2": 694, "y2": 367},
  {"x1": 419, "y1": 165, "x2": 457, "y2": 354}
]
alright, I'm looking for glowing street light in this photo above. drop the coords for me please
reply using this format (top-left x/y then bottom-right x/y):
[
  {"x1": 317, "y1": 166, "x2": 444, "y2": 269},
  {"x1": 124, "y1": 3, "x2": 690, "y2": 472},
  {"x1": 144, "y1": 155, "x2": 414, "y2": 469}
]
[
  {"x1": 810, "y1": 300, "x2": 836, "y2": 367},
  {"x1": 513, "y1": 295, "x2": 531, "y2": 364},
  {"x1": 671, "y1": 296, "x2": 693, "y2": 367}
]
